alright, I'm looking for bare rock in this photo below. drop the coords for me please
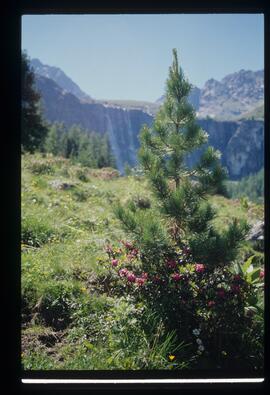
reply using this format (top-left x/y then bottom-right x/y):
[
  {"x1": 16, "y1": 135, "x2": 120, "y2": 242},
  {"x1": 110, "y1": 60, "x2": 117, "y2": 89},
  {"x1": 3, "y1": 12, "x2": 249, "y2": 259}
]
[
  {"x1": 247, "y1": 221, "x2": 264, "y2": 241},
  {"x1": 49, "y1": 179, "x2": 75, "y2": 190}
]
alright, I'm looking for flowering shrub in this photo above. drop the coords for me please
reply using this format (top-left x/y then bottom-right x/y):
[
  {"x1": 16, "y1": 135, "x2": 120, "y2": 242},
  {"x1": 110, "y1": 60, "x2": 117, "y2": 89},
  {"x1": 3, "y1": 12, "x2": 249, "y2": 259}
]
[{"x1": 104, "y1": 239, "x2": 264, "y2": 368}]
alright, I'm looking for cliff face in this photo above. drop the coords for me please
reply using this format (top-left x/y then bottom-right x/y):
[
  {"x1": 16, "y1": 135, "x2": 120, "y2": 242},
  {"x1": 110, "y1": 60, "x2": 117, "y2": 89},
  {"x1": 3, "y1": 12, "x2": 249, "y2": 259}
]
[
  {"x1": 36, "y1": 75, "x2": 264, "y2": 179},
  {"x1": 197, "y1": 119, "x2": 264, "y2": 179},
  {"x1": 36, "y1": 75, "x2": 152, "y2": 172}
]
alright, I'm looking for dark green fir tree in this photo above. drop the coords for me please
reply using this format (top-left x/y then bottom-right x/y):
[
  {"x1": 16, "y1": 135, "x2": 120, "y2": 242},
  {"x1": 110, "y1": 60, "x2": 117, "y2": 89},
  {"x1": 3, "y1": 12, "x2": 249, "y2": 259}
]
[
  {"x1": 21, "y1": 51, "x2": 48, "y2": 153},
  {"x1": 115, "y1": 49, "x2": 249, "y2": 270},
  {"x1": 110, "y1": 51, "x2": 260, "y2": 369}
]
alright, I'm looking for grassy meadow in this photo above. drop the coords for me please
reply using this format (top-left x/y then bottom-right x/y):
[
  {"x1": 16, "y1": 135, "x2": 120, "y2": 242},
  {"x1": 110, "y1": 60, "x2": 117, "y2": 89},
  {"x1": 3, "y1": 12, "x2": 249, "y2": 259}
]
[{"x1": 21, "y1": 153, "x2": 264, "y2": 370}]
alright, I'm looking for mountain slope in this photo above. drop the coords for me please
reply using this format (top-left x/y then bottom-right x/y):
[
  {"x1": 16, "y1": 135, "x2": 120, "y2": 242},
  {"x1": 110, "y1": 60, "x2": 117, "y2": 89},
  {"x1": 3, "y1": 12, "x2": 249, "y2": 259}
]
[
  {"x1": 30, "y1": 58, "x2": 93, "y2": 102},
  {"x1": 156, "y1": 69, "x2": 264, "y2": 120},
  {"x1": 198, "y1": 70, "x2": 264, "y2": 120},
  {"x1": 35, "y1": 74, "x2": 264, "y2": 180},
  {"x1": 35, "y1": 74, "x2": 153, "y2": 173}
]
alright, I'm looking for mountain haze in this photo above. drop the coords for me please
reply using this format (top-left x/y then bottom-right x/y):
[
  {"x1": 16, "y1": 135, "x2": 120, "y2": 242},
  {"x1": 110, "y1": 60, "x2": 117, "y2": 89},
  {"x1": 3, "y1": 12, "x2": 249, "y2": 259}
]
[
  {"x1": 32, "y1": 58, "x2": 264, "y2": 179},
  {"x1": 30, "y1": 58, "x2": 93, "y2": 103}
]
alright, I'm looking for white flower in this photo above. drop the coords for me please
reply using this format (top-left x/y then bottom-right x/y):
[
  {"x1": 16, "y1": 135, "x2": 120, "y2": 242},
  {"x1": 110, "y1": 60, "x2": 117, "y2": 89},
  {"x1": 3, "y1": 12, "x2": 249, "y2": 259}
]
[
  {"x1": 192, "y1": 329, "x2": 200, "y2": 336},
  {"x1": 198, "y1": 345, "x2": 205, "y2": 352},
  {"x1": 196, "y1": 338, "x2": 202, "y2": 345}
]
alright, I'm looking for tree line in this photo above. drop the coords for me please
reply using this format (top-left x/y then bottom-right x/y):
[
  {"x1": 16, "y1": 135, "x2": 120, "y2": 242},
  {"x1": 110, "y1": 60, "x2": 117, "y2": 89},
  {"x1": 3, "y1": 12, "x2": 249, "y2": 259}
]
[
  {"x1": 226, "y1": 168, "x2": 264, "y2": 203},
  {"x1": 45, "y1": 122, "x2": 116, "y2": 168}
]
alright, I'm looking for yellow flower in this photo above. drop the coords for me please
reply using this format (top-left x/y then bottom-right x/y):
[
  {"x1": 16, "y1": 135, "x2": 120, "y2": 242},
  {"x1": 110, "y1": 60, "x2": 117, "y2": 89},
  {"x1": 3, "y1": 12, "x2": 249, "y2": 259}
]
[{"x1": 168, "y1": 355, "x2": 176, "y2": 361}]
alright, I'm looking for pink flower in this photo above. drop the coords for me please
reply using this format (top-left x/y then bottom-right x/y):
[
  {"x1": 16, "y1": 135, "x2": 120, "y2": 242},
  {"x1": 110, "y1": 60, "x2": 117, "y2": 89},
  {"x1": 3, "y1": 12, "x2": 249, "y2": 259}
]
[
  {"x1": 260, "y1": 270, "x2": 264, "y2": 279},
  {"x1": 112, "y1": 259, "x2": 118, "y2": 267},
  {"x1": 127, "y1": 272, "x2": 136, "y2": 283},
  {"x1": 166, "y1": 259, "x2": 177, "y2": 269},
  {"x1": 208, "y1": 300, "x2": 215, "y2": 307},
  {"x1": 233, "y1": 274, "x2": 241, "y2": 281},
  {"x1": 217, "y1": 288, "x2": 225, "y2": 298},
  {"x1": 231, "y1": 284, "x2": 240, "y2": 294},
  {"x1": 105, "y1": 245, "x2": 113, "y2": 254},
  {"x1": 195, "y1": 263, "x2": 205, "y2": 273},
  {"x1": 141, "y1": 272, "x2": 148, "y2": 279},
  {"x1": 122, "y1": 240, "x2": 133, "y2": 250},
  {"x1": 135, "y1": 277, "x2": 146, "y2": 286},
  {"x1": 119, "y1": 268, "x2": 128, "y2": 277},
  {"x1": 131, "y1": 248, "x2": 139, "y2": 256},
  {"x1": 172, "y1": 273, "x2": 182, "y2": 282}
]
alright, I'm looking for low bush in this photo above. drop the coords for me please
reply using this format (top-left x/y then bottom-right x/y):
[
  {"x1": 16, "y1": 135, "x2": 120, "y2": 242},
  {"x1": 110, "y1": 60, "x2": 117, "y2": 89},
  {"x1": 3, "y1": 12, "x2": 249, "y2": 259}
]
[
  {"x1": 71, "y1": 187, "x2": 90, "y2": 202},
  {"x1": 21, "y1": 216, "x2": 55, "y2": 247},
  {"x1": 103, "y1": 239, "x2": 264, "y2": 369},
  {"x1": 39, "y1": 280, "x2": 83, "y2": 330},
  {"x1": 28, "y1": 159, "x2": 55, "y2": 175}
]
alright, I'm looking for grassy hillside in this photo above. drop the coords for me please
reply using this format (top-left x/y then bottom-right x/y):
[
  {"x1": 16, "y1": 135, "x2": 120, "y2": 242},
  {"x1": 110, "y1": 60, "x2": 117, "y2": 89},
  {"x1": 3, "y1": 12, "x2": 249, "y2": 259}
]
[{"x1": 21, "y1": 153, "x2": 264, "y2": 370}]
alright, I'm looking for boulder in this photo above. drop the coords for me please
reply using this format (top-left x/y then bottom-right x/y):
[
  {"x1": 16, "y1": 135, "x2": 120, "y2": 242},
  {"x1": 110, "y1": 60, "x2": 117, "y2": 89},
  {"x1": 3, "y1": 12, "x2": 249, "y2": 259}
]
[
  {"x1": 49, "y1": 180, "x2": 75, "y2": 190},
  {"x1": 247, "y1": 220, "x2": 264, "y2": 241}
]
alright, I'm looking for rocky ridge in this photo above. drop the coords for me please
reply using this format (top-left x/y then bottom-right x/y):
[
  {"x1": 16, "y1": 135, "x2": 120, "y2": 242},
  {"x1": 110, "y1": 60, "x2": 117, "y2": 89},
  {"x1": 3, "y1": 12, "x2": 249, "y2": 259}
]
[
  {"x1": 157, "y1": 69, "x2": 264, "y2": 120},
  {"x1": 30, "y1": 58, "x2": 93, "y2": 103}
]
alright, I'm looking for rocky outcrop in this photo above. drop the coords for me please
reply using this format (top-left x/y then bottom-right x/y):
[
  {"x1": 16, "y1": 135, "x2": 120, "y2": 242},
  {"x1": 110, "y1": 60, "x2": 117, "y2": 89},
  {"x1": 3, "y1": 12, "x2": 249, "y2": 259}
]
[
  {"x1": 157, "y1": 69, "x2": 264, "y2": 120},
  {"x1": 197, "y1": 119, "x2": 264, "y2": 179},
  {"x1": 225, "y1": 120, "x2": 264, "y2": 179},
  {"x1": 247, "y1": 221, "x2": 264, "y2": 241}
]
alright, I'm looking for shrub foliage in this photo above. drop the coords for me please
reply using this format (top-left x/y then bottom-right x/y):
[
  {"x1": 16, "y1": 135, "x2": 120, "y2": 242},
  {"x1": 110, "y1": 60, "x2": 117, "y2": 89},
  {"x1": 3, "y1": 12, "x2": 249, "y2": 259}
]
[{"x1": 112, "y1": 50, "x2": 263, "y2": 369}]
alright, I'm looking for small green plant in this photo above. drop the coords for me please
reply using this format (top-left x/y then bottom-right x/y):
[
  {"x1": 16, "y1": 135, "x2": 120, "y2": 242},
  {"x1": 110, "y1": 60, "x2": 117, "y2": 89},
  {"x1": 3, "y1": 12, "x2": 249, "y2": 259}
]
[
  {"x1": 39, "y1": 280, "x2": 83, "y2": 330},
  {"x1": 133, "y1": 195, "x2": 151, "y2": 209},
  {"x1": 71, "y1": 187, "x2": 90, "y2": 202},
  {"x1": 75, "y1": 168, "x2": 89, "y2": 182},
  {"x1": 124, "y1": 163, "x2": 132, "y2": 176},
  {"x1": 21, "y1": 216, "x2": 55, "y2": 247},
  {"x1": 29, "y1": 159, "x2": 55, "y2": 175},
  {"x1": 240, "y1": 196, "x2": 249, "y2": 210},
  {"x1": 22, "y1": 349, "x2": 57, "y2": 370}
]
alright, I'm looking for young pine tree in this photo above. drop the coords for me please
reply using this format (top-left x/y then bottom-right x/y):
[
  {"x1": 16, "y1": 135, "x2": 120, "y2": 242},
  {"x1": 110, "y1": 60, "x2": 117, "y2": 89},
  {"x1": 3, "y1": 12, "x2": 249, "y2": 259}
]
[
  {"x1": 111, "y1": 50, "x2": 255, "y2": 366},
  {"x1": 44, "y1": 122, "x2": 66, "y2": 155},
  {"x1": 115, "y1": 49, "x2": 249, "y2": 270}
]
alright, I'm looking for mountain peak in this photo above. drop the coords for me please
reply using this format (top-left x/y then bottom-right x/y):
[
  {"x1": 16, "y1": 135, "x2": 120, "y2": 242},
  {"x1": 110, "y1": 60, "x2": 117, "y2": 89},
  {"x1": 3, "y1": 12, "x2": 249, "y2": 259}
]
[
  {"x1": 30, "y1": 57, "x2": 93, "y2": 103},
  {"x1": 156, "y1": 68, "x2": 263, "y2": 120}
]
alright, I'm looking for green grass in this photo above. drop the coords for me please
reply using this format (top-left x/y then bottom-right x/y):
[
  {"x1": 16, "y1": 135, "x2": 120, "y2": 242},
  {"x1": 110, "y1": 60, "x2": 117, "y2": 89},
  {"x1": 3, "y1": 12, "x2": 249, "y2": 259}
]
[{"x1": 21, "y1": 153, "x2": 264, "y2": 370}]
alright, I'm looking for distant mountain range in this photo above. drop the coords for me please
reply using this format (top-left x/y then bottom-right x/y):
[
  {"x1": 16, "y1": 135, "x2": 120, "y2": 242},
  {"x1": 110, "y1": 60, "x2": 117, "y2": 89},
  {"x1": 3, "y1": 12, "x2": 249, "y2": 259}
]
[
  {"x1": 156, "y1": 69, "x2": 264, "y2": 120},
  {"x1": 30, "y1": 58, "x2": 93, "y2": 103},
  {"x1": 30, "y1": 57, "x2": 264, "y2": 178},
  {"x1": 31, "y1": 58, "x2": 264, "y2": 121}
]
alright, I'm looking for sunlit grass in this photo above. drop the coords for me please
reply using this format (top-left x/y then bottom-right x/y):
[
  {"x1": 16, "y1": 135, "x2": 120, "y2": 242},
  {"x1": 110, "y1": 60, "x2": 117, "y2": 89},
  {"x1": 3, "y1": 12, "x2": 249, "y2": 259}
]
[{"x1": 21, "y1": 153, "x2": 264, "y2": 370}]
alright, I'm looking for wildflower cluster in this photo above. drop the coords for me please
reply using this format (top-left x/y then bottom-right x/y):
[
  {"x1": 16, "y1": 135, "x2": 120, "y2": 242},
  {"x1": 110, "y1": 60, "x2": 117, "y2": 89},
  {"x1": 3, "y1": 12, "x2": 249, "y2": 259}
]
[
  {"x1": 104, "y1": 240, "x2": 264, "y2": 364},
  {"x1": 105, "y1": 241, "x2": 147, "y2": 288}
]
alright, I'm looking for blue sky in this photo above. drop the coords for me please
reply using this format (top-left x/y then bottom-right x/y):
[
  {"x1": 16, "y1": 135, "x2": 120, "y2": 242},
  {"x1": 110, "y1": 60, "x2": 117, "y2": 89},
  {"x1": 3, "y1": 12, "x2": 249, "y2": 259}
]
[{"x1": 22, "y1": 14, "x2": 264, "y2": 102}]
